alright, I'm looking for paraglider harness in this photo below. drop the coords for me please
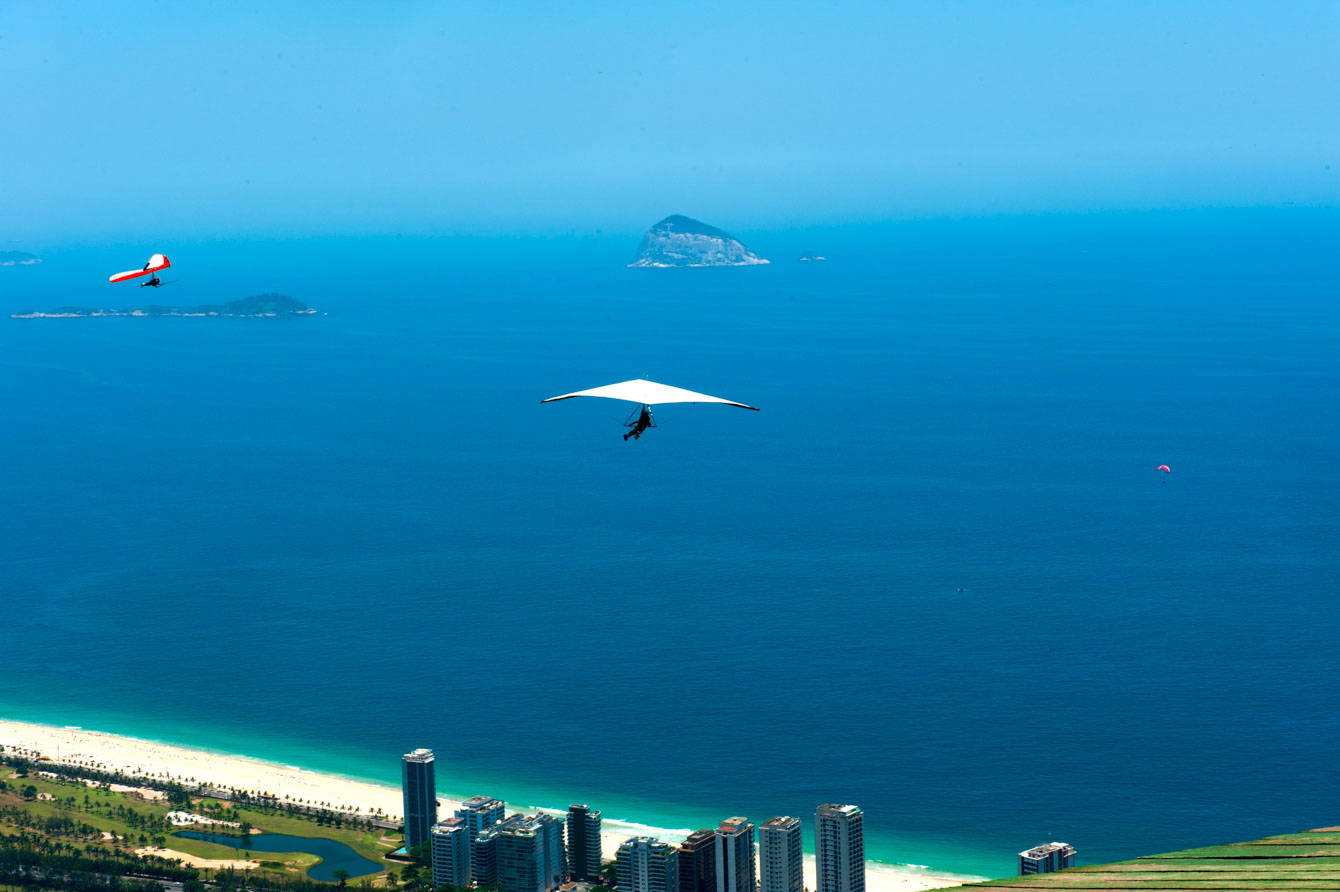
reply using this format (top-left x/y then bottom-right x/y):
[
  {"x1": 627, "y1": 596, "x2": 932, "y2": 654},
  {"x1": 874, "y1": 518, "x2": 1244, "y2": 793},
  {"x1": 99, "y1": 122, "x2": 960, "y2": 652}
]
[
  {"x1": 623, "y1": 404, "x2": 656, "y2": 440},
  {"x1": 141, "y1": 276, "x2": 162, "y2": 288}
]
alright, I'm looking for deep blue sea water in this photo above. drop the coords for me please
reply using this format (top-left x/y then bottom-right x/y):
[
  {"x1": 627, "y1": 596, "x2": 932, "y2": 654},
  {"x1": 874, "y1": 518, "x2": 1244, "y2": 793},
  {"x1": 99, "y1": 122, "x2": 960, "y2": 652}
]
[{"x1": 2, "y1": 210, "x2": 1336, "y2": 880}]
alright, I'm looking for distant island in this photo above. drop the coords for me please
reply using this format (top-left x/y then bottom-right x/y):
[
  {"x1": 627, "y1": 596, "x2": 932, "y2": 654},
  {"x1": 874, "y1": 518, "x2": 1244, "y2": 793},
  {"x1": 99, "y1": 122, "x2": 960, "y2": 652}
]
[
  {"x1": 12, "y1": 293, "x2": 317, "y2": 319},
  {"x1": 628, "y1": 215, "x2": 769, "y2": 267},
  {"x1": 1, "y1": 251, "x2": 42, "y2": 266}
]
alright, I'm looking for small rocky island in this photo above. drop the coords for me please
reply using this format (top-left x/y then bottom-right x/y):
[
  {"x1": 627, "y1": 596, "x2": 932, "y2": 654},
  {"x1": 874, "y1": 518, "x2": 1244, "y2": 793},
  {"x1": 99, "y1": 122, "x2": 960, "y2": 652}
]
[
  {"x1": 13, "y1": 293, "x2": 317, "y2": 319},
  {"x1": 628, "y1": 215, "x2": 769, "y2": 268},
  {"x1": 1, "y1": 251, "x2": 42, "y2": 266}
]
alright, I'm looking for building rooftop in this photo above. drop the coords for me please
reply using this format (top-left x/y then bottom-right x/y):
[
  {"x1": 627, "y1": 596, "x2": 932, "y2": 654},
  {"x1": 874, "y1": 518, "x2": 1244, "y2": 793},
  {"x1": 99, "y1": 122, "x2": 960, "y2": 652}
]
[
  {"x1": 762, "y1": 816, "x2": 800, "y2": 830},
  {"x1": 432, "y1": 817, "x2": 467, "y2": 833},
  {"x1": 500, "y1": 813, "x2": 558, "y2": 837},
  {"x1": 1020, "y1": 842, "x2": 1075, "y2": 859},
  {"x1": 477, "y1": 814, "x2": 524, "y2": 840},
  {"x1": 680, "y1": 830, "x2": 715, "y2": 849},
  {"x1": 619, "y1": 837, "x2": 674, "y2": 853},
  {"x1": 816, "y1": 804, "x2": 862, "y2": 817},
  {"x1": 462, "y1": 795, "x2": 503, "y2": 810},
  {"x1": 717, "y1": 817, "x2": 753, "y2": 834},
  {"x1": 403, "y1": 748, "x2": 434, "y2": 762}
]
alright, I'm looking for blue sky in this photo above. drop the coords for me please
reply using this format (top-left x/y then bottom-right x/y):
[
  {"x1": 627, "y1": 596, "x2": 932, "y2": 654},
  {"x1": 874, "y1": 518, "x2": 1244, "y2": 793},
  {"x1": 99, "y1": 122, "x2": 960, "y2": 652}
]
[{"x1": 2, "y1": 1, "x2": 1336, "y2": 243}]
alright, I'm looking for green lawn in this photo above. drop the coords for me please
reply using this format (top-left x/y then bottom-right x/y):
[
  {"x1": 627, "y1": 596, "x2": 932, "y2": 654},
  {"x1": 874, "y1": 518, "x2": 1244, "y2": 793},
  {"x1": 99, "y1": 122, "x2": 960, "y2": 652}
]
[
  {"x1": 0, "y1": 772, "x2": 398, "y2": 882},
  {"x1": 936, "y1": 827, "x2": 1340, "y2": 890},
  {"x1": 221, "y1": 801, "x2": 396, "y2": 865}
]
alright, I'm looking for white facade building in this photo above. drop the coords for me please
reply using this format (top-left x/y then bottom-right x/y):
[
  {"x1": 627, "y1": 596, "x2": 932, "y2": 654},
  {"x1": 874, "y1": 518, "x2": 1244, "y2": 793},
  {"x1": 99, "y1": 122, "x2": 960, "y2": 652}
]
[
  {"x1": 814, "y1": 804, "x2": 864, "y2": 892},
  {"x1": 431, "y1": 817, "x2": 472, "y2": 887},
  {"x1": 617, "y1": 836, "x2": 680, "y2": 892},
  {"x1": 714, "y1": 817, "x2": 757, "y2": 892},
  {"x1": 759, "y1": 817, "x2": 803, "y2": 892}
]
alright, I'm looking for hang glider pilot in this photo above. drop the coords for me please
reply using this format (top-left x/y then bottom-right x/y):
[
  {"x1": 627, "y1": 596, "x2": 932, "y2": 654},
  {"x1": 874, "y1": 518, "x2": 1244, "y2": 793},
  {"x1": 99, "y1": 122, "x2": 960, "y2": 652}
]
[{"x1": 624, "y1": 405, "x2": 653, "y2": 441}]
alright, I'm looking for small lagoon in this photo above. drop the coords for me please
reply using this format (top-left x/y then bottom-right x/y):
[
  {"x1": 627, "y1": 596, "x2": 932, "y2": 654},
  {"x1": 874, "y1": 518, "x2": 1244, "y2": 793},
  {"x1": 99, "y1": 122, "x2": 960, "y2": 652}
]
[{"x1": 175, "y1": 831, "x2": 382, "y2": 882}]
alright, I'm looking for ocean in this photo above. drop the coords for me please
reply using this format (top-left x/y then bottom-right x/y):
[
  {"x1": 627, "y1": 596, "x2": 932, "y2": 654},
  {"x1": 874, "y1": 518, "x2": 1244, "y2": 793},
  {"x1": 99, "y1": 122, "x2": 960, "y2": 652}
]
[{"x1": 1, "y1": 209, "x2": 1336, "y2": 880}]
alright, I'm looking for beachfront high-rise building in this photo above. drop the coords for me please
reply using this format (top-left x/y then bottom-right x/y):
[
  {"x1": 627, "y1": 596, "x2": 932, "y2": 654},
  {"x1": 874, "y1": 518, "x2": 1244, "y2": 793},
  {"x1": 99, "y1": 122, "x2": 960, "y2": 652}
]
[
  {"x1": 617, "y1": 837, "x2": 681, "y2": 892},
  {"x1": 567, "y1": 803, "x2": 603, "y2": 881},
  {"x1": 814, "y1": 804, "x2": 864, "y2": 892},
  {"x1": 714, "y1": 817, "x2": 757, "y2": 892},
  {"x1": 679, "y1": 829, "x2": 718, "y2": 892},
  {"x1": 1018, "y1": 842, "x2": 1075, "y2": 875},
  {"x1": 457, "y1": 795, "x2": 508, "y2": 839},
  {"x1": 759, "y1": 817, "x2": 803, "y2": 892},
  {"x1": 431, "y1": 817, "x2": 472, "y2": 888},
  {"x1": 456, "y1": 795, "x2": 508, "y2": 881},
  {"x1": 401, "y1": 748, "x2": 437, "y2": 851},
  {"x1": 498, "y1": 813, "x2": 566, "y2": 892},
  {"x1": 474, "y1": 814, "x2": 525, "y2": 885}
]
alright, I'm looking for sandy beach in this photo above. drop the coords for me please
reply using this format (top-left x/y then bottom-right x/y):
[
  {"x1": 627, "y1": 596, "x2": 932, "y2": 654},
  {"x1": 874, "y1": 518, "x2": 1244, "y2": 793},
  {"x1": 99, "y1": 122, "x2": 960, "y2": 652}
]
[{"x1": 0, "y1": 719, "x2": 970, "y2": 891}]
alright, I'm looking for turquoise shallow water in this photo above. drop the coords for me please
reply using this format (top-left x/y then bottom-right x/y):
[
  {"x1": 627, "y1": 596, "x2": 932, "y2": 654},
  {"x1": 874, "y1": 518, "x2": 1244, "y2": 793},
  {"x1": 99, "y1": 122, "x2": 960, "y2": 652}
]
[{"x1": 2, "y1": 210, "x2": 1337, "y2": 880}]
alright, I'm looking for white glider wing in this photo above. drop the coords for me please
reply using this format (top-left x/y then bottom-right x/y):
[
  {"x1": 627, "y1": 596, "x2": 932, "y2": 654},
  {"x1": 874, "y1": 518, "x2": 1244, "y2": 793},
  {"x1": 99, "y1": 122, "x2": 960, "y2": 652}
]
[{"x1": 542, "y1": 378, "x2": 759, "y2": 410}]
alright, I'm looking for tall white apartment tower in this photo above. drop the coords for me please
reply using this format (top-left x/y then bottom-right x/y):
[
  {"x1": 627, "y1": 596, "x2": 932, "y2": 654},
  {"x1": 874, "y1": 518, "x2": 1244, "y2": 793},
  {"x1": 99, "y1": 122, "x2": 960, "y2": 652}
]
[
  {"x1": 714, "y1": 817, "x2": 757, "y2": 892},
  {"x1": 617, "y1": 836, "x2": 681, "y2": 892},
  {"x1": 814, "y1": 804, "x2": 864, "y2": 892},
  {"x1": 759, "y1": 817, "x2": 803, "y2": 892},
  {"x1": 430, "y1": 817, "x2": 473, "y2": 887}
]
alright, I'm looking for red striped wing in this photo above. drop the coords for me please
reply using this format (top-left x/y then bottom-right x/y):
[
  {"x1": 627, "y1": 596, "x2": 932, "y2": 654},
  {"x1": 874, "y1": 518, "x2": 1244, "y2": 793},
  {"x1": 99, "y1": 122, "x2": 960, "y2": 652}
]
[{"x1": 109, "y1": 254, "x2": 170, "y2": 283}]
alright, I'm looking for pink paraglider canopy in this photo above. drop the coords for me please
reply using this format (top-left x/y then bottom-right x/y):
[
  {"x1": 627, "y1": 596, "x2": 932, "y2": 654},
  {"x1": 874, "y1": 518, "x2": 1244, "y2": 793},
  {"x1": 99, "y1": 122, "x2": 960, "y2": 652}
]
[{"x1": 1157, "y1": 465, "x2": 1172, "y2": 473}]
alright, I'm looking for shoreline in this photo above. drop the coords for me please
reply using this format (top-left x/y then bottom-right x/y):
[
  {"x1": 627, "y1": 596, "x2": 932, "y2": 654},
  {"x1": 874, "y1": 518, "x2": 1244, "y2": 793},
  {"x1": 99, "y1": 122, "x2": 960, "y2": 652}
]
[
  {"x1": 11, "y1": 309, "x2": 320, "y2": 318},
  {"x1": 0, "y1": 718, "x2": 982, "y2": 890}
]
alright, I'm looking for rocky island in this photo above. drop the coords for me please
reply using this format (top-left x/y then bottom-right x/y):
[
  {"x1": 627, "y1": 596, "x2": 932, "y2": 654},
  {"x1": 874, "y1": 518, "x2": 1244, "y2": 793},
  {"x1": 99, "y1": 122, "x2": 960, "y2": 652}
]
[
  {"x1": 12, "y1": 293, "x2": 317, "y2": 319},
  {"x1": 628, "y1": 215, "x2": 769, "y2": 267},
  {"x1": 1, "y1": 251, "x2": 42, "y2": 266}
]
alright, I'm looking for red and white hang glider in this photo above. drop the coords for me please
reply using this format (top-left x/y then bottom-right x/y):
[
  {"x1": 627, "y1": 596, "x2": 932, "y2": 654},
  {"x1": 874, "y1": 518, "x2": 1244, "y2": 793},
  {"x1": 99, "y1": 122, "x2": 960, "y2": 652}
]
[
  {"x1": 542, "y1": 377, "x2": 759, "y2": 441},
  {"x1": 110, "y1": 254, "x2": 170, "y2": 287}
]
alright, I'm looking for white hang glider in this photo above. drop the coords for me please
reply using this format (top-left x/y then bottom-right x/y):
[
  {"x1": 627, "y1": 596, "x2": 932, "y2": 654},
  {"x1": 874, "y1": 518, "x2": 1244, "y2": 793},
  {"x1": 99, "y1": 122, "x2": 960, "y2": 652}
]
[
  {"x1": 109, "y1": 253, "x2": 171, "y2": 288},
  {"x1": 542, "y1": 378, "x2": 759, "y2": 440}
]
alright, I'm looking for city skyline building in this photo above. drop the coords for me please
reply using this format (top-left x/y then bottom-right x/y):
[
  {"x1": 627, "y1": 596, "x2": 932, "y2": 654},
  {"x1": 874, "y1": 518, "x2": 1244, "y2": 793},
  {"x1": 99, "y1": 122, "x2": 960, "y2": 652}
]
[
  {"x1": 401, "y1": 748, "x2": 437, "y2": 852},
  {"x1": 714, "y1": 817, "x2": 757, "y2": 892},
  {"x1": 679, "y1": 829, "x2": 718, "y2": 892},
  {"x1": 759, "y1": 817, "x2": 803, "y2": 892},
  {"x1": 457, "y1": 795, "x2": 509, "y2": 882},
  {"x1": 474, "y1": 814, "x2": 525, "y2": 886},
  {"x1": 567, "y1": 803, "x2": 603, "y2": 881},
  {"x1": 815, "y1": 804, "x2": 864, "y2": 892},
  {"x1": 617, "y1": 836, "x2": 681, "y2": 892},
  {"x1": 498, "y1": 813, "x2": 567, "y2": 892},
  {"x1": 457, "y1": 795, "x2": 508, "y2": 839},
  {"x1": 1018, "y1": 842, "x2": 1076, "y2": 875},
  {"x1": 430, "y1": 817, "x2": 472, "y2": 888}
]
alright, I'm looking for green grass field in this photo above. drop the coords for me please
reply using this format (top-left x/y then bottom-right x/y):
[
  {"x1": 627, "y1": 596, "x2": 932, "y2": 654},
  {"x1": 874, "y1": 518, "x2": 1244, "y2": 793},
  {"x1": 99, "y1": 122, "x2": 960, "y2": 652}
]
[
  {"x1": 937, "y1": 828, "x2": 1340, "y2": 890},
  {"x1": 1, "y1": 771, "x2": 399, "y2": 883}
]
